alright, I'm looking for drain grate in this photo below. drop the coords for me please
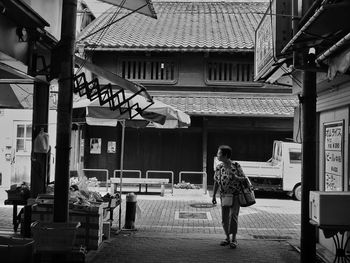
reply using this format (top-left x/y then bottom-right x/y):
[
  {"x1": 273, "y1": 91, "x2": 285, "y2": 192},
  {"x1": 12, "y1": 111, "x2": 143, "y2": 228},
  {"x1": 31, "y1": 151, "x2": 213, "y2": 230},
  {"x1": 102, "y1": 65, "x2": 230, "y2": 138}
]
[
  {"x1": 175, "y1": 211, "x2": 212, "y2": 220},
  {"x1": 189, "y1": 203, "x2": 215, "y2": 208},
  {"x1": 253, "y1": 235, "x2": 292, "y2": 240},
  {"x1": 179, "y1": 212, "x2": 207, "y2": 219}
]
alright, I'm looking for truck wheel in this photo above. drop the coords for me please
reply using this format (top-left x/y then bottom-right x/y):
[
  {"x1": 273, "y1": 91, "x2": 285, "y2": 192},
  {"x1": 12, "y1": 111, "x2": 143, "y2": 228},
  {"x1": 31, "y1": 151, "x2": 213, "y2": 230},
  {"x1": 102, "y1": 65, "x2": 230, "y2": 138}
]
[{"x1": 293, "y1": 184, "x2": 301, "y2": 201}]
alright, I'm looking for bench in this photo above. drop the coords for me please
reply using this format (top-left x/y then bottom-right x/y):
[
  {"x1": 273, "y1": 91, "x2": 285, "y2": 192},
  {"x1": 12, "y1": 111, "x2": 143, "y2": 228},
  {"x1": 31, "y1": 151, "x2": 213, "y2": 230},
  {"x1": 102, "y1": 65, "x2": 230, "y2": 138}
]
[{"x1": 110, "y1": 178, "x2": 170, "y2": 195}]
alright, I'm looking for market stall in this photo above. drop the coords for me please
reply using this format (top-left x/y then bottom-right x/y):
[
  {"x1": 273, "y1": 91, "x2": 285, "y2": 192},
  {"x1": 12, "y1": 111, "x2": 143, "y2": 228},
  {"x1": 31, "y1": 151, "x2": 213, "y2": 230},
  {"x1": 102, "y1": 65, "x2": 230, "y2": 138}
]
[{"x1": 29, "y1": 177, "x2": 120, "y2": 251}]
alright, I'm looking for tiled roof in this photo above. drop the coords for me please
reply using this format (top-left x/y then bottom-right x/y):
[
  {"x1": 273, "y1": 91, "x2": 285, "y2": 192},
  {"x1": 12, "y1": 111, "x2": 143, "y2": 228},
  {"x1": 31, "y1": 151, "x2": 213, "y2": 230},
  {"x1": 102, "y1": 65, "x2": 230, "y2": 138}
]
[
  {"x1": 152, "y1": 93, "x2": 298, "y2": 117},
  {"x1": 78, "y1": 1, "x2": 268, "y2": 51}
]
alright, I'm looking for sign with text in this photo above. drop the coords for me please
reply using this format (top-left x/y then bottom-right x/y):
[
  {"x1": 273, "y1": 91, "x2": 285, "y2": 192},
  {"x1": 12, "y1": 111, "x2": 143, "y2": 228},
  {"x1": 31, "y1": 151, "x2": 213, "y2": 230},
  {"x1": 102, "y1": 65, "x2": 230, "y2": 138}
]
[
  {"x1": 324, "y1": 121, "x2": 344, "y2": 191},
  {"x1": 255, "y1": 5, "x2": 273, "y2": 79},
  {"x1": 254, "y1": 0, "x2": 292, "y2": 81}
]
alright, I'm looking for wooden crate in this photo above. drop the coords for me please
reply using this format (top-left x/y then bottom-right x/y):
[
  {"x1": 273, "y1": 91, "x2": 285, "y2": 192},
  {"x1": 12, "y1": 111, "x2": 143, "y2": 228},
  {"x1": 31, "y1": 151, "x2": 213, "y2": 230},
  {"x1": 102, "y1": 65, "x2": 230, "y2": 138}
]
[
  {"x1": 31, "y1": 204, "x2": 104, "y2": 250},
  {"x1": 103, "y1": 222, "x2": 111, "y2": 240},
  {"x1": 70, "y1": 209, "x2": 103, "y2": 250}
]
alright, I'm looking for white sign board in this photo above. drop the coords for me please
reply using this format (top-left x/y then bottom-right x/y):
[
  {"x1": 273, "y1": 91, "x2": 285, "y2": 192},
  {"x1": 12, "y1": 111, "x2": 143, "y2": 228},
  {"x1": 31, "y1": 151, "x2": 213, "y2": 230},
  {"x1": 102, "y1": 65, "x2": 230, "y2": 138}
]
[
  {"x1": 255, "y1": 8, "x2": 274, "y2": 78},
  {"x1": 324, "y1": 121, "x2": 343, "y2": 191}
]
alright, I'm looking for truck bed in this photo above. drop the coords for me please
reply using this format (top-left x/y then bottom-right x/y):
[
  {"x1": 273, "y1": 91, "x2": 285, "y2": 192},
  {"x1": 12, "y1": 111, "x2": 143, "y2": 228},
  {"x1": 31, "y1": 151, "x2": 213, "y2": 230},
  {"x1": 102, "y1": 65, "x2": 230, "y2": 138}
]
[{"x1": 236, "y1": 160, "x2": 281, "y2": 178}]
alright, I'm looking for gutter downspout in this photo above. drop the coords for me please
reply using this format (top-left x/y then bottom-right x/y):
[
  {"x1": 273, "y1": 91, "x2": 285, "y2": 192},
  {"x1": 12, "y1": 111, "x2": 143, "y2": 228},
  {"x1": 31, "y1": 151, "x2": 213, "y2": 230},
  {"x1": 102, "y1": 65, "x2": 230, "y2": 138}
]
[
  {"x1": 282, "y1": 0, "x2": 327, "y2": 54},
  {"x1": 316, "y1": 32, "x2": 350, "y2": 63}
]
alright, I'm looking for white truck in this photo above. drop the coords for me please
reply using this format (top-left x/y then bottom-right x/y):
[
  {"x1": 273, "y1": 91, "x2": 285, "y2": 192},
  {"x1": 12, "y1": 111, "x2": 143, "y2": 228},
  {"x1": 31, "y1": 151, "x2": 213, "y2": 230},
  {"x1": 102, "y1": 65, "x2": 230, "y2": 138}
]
[{"x1": 214, "y1": 141, "x2": 302, "y2": 200}]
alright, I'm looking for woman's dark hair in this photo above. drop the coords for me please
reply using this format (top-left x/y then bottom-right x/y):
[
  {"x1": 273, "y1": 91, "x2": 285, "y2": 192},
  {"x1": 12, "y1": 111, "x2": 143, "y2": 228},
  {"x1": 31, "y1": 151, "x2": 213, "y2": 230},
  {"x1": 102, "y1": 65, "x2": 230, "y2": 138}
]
[{"x1": 218, "y1": 145, "x2": 232, "y2": 158}]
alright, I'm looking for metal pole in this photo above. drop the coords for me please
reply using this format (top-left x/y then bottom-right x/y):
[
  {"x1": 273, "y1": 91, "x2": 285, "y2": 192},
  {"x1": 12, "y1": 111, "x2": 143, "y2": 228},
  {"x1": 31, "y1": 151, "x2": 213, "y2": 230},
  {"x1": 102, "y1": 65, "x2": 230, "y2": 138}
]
[
  {"x1": 53, "y1": 0, "x2": 77, "y2": 222},
  {"x1": 118, "y1": 120, "x2": 125, "y2": 230},
  {"x1": 300, "y1": 49, "x2": 317, "y2": 263}
]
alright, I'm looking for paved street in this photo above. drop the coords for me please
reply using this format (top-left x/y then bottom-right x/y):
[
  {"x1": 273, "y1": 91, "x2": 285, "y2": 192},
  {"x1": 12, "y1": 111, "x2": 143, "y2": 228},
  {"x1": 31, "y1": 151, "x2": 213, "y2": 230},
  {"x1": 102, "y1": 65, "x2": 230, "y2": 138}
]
[
  {"x1": 0, "y1": 189, "x2": 304, "y2": 262},
  {"x1": 113, "y1": 189, "x2": 301, "y2": 241},
  {"x1": 87, "y1": 189, "x2": 303, "y2": 263}
]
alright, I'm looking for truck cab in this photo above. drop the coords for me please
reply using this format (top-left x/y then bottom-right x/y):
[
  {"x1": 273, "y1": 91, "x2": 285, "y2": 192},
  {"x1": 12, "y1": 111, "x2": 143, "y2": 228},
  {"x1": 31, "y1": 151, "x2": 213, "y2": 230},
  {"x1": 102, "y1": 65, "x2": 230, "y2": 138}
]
[{"x1": 246, "y1": 140, "x2": 302, "y2": 200}]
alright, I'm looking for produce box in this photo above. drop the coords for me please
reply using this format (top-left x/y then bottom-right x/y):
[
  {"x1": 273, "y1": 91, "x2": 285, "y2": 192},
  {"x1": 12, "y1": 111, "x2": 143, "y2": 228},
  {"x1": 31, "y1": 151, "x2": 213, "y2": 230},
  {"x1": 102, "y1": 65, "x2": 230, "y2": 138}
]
[
  {"x1": 31, "y1": 203, "x2": 104, "y2": 250},
  {"x1": 31, "y1": 222, "x2": 80, "y2": 252}
]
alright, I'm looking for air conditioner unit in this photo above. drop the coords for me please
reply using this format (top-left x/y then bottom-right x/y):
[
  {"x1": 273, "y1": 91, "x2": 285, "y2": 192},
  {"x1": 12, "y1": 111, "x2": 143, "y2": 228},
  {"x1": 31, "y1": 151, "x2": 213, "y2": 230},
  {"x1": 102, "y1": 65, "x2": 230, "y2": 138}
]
[{"x1": 309, "y1": 191, "x2": 350, "y2": 226}]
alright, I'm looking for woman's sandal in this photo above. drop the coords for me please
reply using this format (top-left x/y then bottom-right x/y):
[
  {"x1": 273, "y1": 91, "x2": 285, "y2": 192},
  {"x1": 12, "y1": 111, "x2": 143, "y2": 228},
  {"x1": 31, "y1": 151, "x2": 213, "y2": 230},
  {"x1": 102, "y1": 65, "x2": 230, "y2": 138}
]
[
  {"x1": 229, "y1": 241, "x2": 238, "y2": 249},
  {"x1": 220, "y1": 239, "x2": 230, "y2": 246}
]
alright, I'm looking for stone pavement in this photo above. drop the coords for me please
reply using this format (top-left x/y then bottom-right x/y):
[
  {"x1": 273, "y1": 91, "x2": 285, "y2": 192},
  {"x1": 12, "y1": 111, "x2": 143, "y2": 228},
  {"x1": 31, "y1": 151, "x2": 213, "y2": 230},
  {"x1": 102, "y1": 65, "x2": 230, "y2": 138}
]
[
  {"x1": 0, "y1": 189, "x2": 308, "y2": 262},
  {"x1": 86, "y1": 232, "x2": 300, "y2": 263}
]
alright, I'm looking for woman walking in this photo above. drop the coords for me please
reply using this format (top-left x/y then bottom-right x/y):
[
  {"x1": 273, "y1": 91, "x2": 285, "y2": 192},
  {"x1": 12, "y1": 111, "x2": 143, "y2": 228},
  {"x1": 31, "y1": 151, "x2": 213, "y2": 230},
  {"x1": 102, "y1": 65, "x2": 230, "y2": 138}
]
[{"x1": 212, "y1": 145, "x2": 246, "y2": 248}]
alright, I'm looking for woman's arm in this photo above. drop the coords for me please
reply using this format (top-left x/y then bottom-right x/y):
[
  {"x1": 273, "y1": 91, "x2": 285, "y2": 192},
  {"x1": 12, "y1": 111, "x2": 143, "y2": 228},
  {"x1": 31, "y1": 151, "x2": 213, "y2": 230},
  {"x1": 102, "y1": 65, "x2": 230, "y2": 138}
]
[
  {"x1": 233, "y1": 163, "x2": 247, "y2": 181},
  {"x1": 212, "y1": 180, "x2": 219, "y2": 204}
]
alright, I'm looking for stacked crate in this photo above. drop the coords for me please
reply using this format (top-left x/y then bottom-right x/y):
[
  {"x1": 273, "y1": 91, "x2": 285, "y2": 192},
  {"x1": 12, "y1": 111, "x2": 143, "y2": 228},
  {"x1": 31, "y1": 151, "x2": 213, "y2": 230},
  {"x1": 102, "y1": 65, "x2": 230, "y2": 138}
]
[
  {"x1": 31, "y1": 203, "x2": 104, "y2": 250},
  {"x1": 70, "y1": 206, "x2": 104, "y2": 250}
]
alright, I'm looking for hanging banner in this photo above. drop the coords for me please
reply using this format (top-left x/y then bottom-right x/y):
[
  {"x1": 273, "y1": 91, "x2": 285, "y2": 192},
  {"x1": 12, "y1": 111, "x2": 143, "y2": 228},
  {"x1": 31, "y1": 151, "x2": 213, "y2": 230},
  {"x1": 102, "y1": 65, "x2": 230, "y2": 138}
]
[{"x1": 324, "y1": 121, "x2": 344, "y2": 191}]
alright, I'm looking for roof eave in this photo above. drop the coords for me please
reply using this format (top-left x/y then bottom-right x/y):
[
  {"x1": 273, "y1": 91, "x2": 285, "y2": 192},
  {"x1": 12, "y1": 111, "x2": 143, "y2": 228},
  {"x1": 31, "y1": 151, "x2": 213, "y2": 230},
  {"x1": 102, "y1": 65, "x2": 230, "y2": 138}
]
[
  {"x1": 189, "y1": 113, "x2": 294, "y2": 118},
  {"x1": 84, "y1": 47, "x2": 254, "y2": 53},
  {"x1": 0, "y1": 0, "x2": 50, "y2": 28}
]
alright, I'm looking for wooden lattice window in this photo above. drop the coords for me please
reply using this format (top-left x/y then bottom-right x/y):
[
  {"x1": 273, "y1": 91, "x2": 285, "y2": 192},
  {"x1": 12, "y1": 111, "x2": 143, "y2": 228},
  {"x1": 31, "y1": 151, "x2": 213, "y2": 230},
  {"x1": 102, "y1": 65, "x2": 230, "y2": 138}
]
[
  {"x1": 118, "y1": 58, "x2": 177, "y2": 83},
  {"x1": 206, "y1": 61, "x2": 254, "y2": 83}
]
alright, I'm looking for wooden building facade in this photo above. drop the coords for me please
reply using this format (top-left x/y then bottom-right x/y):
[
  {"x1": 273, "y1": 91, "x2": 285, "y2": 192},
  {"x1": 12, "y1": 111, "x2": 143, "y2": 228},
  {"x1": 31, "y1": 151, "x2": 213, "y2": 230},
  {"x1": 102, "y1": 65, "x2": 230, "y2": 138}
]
[{"x1": 75, "y1": 1, "x2": 297, "y2": 186}]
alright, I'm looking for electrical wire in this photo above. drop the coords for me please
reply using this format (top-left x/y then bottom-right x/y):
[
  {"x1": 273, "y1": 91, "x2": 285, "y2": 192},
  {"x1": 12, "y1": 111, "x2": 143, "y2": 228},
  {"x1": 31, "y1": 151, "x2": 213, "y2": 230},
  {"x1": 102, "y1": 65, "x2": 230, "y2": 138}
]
[
  {"x1": 76, "y1": 0, "x2": 127, "y2": 75},
  {"x1": 79, "y1": 3, "x2": 147, "y2": 42}
]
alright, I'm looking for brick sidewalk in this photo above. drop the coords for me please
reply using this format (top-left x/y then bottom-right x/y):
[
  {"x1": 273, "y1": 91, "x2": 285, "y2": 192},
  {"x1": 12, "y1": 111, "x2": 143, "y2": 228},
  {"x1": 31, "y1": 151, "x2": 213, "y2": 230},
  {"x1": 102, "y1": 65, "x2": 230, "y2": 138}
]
[
  {"x1": 84, "y1": 192, "x2": 302, "y2": 263},
  {"x1": 113, "y1": 191, "x2": 301, "y2": 241}
]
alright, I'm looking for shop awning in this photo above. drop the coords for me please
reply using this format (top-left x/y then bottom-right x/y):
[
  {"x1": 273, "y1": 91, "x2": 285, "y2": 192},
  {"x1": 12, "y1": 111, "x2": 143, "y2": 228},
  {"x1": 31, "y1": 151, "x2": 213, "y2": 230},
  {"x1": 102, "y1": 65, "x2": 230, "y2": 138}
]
[
  {"x1": 99, "y1": 0, "x2": 157, "y2": 18},
  {"x1": 255, "y1": 58, "x2": 293, "y2": 86},
  {"x1": 281, "y1": 0, "x2": 350, "y2": 55},
  {"x1": 0, "y1": 60, "x2": 48, "y2": 84},
  {"x1": 75, "y1": 55, "x2": 153, "y2": 103},
  {"x1": 0, "y1": 0, "x2": 49, "y2": 28},
  {"x1": 0, "y1": 83, "x2": 24, "y2": 108},
  {"x1": 73, "y1": 93, "x2": 191, "y2": 128}
]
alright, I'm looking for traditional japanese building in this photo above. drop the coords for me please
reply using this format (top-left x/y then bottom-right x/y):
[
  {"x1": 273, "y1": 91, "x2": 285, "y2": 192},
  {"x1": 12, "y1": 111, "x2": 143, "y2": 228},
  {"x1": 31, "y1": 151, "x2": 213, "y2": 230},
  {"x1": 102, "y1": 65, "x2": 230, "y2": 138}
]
[{"x1": 76, "y1": 0, "x2": 298, "y2": 187}]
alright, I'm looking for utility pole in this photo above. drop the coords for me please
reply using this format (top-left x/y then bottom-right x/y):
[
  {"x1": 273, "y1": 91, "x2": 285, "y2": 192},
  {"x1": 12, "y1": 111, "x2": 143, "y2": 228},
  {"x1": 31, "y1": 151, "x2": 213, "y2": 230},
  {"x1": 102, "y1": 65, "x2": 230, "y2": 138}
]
[
  {"x1": 298, "y1": 0, "x2": 317, "y2": 262},
  {"x1": 27, "y1": 30, "x2": 50, "y2": 198},
  {"x1": 300, "y1": 49, "x2": 317, "y2": 263},
  {"x1": 53, "y1": 0, "x2": 77, "y2": 222}
]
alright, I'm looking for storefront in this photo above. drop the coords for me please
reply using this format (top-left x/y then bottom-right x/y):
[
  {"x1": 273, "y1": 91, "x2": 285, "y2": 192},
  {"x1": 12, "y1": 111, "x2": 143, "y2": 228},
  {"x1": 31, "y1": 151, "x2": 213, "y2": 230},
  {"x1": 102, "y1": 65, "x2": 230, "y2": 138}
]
[
  {"x1": 316, "y1": 74, "x2": 350, "y2": 253},
  {"x1": 255, "y1": 0, "x2": 350, "y2": 254},
  {"x1": 275, "y1": 0, "x2": 350, "y2": 258}
]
